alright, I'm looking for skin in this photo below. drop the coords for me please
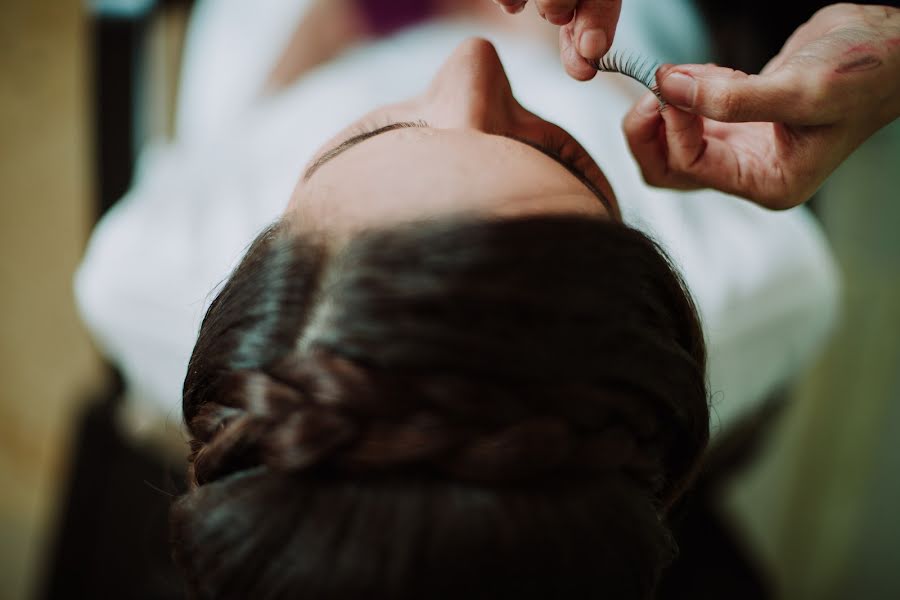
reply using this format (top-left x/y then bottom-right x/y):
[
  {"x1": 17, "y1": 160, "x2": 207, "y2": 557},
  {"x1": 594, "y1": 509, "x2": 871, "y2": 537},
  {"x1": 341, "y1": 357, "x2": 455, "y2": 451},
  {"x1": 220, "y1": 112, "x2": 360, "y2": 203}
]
[
  {"x1": 623, "y1": 3, "x2": 900, "y2": 209},
  {"x1": 492, "y1": 0, "x2": 623, "y2": 79},
  {"x1": 491, "y1": 2, "x2": 900, "y2": 209},
  {"x1": 286, "y1": 39, "x2": 618, "y2": 238}
]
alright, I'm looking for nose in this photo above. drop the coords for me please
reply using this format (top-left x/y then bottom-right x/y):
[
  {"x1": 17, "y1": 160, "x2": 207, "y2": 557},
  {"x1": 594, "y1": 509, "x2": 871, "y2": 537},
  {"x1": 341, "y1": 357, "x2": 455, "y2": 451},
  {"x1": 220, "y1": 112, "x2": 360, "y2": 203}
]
[{"x1": 424, "y1": 38, "x2": 520, "y2": 131}]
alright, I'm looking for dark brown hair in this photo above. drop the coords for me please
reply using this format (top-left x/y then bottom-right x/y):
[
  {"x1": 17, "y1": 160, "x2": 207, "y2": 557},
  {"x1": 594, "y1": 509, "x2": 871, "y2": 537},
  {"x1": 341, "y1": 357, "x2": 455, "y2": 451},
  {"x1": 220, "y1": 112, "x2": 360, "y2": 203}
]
[{"x1": 171, "y1": 215, "x2": 709, "y2": 599}]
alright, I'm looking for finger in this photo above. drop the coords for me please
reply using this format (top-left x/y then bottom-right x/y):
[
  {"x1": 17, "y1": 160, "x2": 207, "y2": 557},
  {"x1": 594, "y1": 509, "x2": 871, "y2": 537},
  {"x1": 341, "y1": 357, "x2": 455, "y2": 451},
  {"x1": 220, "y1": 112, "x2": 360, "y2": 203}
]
[
  {"x1": 559, "y1": 24, "x2": 597, "y2": 81},
  {"x1": 535, "y1": 0, "x2": 577, "y2": 25},
  {"x1": 572, "y1": 0, "x2": 622, "y2": 61},
  {"x1": 623, "y1": 92, "x2": 673, "y2": 187},
  {"x1": 659, "y1": 105, "x2": 707, "y2": 173},
  {"x1": 492, "y1": 0, "x2": 528, "y2": 14},
  {"x1": 627, "y1": 90, "x2": 820, "y2": 207},
  {"x1": 658, "y1": 111, "x2": 800, "y2": 206},
  {"x1": 657, "y1": 109, "x2": 746, "y2": 197},
  {"x1": 657, "y1": 64, "x2": 821, "y2": 125}
]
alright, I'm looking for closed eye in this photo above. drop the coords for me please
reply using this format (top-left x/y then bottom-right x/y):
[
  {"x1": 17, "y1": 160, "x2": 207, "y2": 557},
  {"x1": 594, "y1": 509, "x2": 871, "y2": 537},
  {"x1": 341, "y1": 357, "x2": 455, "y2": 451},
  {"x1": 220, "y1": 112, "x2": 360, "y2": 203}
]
[{"x1": 501, "y1": 132, "x2": 613, "y2": 212}]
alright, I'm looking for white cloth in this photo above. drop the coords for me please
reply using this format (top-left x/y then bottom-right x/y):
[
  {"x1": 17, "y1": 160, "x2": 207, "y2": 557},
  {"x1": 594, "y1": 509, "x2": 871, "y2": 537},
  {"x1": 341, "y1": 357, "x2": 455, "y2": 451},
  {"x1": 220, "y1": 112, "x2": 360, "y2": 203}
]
[{"x1": 76, "y1": 0, "x2": 839, "y2": 438}]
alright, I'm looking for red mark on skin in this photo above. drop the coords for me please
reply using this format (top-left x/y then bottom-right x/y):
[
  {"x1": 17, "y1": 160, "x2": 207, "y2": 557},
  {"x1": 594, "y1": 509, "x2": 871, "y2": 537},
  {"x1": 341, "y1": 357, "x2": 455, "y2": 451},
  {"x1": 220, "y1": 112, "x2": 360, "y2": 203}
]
[
  {"x1": 846, "y1": 43, "x2": 878, "y2": 53},
  {"x1": 836, "y1": 55, "x2": 883, "y2": 73},
  {"x1": 836, "y1": 37, "x2": 900, "y2": 72}
]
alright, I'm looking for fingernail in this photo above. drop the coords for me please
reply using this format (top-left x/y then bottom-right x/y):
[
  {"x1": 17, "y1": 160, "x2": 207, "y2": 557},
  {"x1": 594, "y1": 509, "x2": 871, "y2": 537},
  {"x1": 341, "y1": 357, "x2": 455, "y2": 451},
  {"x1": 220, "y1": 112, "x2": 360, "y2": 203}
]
[
  {"x1": 545, "y1": 9, "x2": 575, "y2": 25},
  {"x1": 578, "y1": 29, "x2": 608, "y2": 60},
  {"x1": 637, "y1": 91, "x2": 660, "y2": 115},
  {"x1": 661, "y1": 72, "x2": 696, "y2": 108},
  {"x1": 656, "y1": 63, "x2": 675, "y2": 80}
]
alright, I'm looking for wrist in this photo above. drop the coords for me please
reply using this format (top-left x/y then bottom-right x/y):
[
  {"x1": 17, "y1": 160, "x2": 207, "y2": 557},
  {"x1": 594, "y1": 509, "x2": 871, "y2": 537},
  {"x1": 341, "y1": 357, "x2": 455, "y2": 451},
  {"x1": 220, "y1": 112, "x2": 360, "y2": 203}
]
[
  {"x1": 887, "y1": 52, "x2": 900, "y2": 126},
  {"x1": 880, "y1": 7, "x2": 900, "y2": 124}
]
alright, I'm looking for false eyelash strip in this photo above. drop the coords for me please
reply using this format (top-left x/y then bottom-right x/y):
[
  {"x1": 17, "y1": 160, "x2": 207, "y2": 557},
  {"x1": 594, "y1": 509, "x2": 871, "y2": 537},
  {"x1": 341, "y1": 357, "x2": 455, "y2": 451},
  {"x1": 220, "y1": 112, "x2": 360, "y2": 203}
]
[{"x1": 590, "y1": 50, "x2": 665, "y2": 106}]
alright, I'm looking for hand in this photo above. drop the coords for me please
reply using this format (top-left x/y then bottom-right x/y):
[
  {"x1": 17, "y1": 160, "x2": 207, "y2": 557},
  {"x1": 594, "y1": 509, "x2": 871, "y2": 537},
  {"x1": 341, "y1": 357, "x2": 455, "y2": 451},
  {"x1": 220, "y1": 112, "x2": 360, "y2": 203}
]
[
  {"x1": 492, "y1": 0, "x2": 622, "y2": 80},
  {"x1": 623, "y1": 3, "x2": 900, "y2": 209}
]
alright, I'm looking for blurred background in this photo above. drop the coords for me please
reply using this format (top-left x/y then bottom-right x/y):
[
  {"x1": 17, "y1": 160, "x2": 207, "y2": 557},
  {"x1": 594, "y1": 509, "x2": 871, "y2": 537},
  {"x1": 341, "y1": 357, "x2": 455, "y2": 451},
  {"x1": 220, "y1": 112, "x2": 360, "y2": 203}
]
[{"x1": 0, "y1": 0, "x2": 897, "y2": 598}]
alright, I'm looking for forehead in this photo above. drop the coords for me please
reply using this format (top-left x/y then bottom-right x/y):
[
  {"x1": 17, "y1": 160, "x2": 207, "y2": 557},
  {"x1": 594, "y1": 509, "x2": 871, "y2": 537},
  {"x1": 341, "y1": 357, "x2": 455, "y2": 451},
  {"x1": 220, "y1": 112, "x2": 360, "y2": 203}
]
[{"x1": 288, "y1": 128, "x2": 606, "y2": 236}]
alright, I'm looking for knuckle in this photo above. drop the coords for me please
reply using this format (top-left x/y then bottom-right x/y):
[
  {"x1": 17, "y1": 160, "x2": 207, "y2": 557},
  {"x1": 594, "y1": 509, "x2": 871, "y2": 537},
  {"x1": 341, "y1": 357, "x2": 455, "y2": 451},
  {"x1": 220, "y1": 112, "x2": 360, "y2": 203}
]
[
  {"x1": 758, "y1": 192, "x2": 796, "y2": 210},
  {"x1": 677, "y1": 148, "x2": 704, "y2": 173},
  {"x1": 837, "y1": 3, "x2": 863, "y2": 16},
  {"x1": 817, "y1": 3, "x2": 854, "y2": 20},
  {"x1": 752, "y1": 188, "x2": 787, "y2": 209},
  {"x1": 804, "y1": 84, "x2": 829, "y2": 116},
  {"x1": 538, "y1": 0, "x2": 577, "y2": 24},
  {"x1": 639, "y1": 164, "x2": 662, "y2": 186},
  {"x1": 695, "y1": 71, "x2": 750, "y2": 120},
  {"x1": 754, "y1": 170, "x2": 811, "y2": 209},
  {"x1": 642, "y1": 164, "x2": 675, "y2": 188},
  {"x1": 799, "y1": 72, "x2": 842, "y2": 121},
  {"x1": 705, "y1": 87, "x2": 743, "y2": 121},
  {"x1": 643, "y1": 172, "x2": 664, "y2": 187}
]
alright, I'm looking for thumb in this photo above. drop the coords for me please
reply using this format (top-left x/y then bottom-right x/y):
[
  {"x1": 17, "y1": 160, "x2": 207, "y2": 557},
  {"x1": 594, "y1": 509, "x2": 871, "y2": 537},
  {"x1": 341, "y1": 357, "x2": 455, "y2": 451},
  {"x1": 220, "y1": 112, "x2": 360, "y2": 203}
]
[
  {"x1": 657, "y1": 64, "x2": 820, "y2": 125},
  {"x1": 571, "y1": 0, "x2": 623, "y2": 61}
]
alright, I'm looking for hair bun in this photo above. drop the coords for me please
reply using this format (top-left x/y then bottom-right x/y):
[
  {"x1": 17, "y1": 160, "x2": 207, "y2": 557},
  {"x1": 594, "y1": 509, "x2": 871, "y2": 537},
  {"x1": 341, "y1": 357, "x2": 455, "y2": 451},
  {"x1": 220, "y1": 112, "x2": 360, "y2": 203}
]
[{"x1": 188, "y1": 352, "x2": 665, "y2": 492}]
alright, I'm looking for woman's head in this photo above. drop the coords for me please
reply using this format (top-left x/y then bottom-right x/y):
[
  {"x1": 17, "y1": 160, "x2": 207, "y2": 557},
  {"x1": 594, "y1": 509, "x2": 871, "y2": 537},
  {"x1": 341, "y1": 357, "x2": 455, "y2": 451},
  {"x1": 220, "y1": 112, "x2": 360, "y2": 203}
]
[
  {"x1": 172, "y1": 214, "x2": 709, "y2": 599},
  {"x1": 288, "y1": 38, "x2": 620, "y2": 240}
]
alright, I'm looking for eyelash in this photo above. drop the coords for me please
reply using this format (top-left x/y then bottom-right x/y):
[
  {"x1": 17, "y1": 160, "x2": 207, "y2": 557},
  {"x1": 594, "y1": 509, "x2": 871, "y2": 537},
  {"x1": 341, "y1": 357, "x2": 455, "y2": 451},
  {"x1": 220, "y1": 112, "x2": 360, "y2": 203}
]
[
  {"x1": 590, "y1": 50, "x2": 664, "y2": 105},
  {"x1": 535, "y1": 132, "x2": 591, "y2": 179},
  {"x1": 353, "y1": 119, "x2": 591, "y2": 178},
  {"x1": 347, "y1": 120, "x2": 601, "y2": 203}
]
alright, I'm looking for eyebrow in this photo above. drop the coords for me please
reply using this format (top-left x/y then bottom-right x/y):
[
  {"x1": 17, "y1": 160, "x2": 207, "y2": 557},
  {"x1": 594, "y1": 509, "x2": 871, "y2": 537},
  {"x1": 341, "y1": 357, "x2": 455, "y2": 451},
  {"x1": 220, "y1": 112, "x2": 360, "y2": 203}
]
[
  {"x1": 304, "y1": 122, "x2": 422, "y2": 181},
  {"x1": 302, "y1": 121, "x2": 613, "y2": 211}
]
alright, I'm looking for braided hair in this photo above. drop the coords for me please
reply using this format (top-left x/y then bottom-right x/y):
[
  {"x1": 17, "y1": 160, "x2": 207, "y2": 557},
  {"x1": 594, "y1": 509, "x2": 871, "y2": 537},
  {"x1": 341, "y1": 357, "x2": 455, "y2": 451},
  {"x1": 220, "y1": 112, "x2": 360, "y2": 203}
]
[{"x1": 171, "y1": 215, "x2": 709, "y2": 599}]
